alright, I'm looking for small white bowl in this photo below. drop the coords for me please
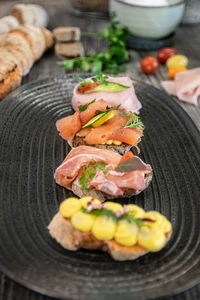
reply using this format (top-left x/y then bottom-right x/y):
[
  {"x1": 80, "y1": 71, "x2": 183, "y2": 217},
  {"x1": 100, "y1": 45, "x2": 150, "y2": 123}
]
[{"x1": 110, "y1": 0, "x2": 185, "y2": 40}]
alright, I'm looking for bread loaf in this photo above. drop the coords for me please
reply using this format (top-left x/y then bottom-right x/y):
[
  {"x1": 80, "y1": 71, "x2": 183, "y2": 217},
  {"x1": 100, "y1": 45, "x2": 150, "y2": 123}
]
[
  {"x1": 0, "y1": 59, "x2": 22, "y2": 100},
  {"x1": 11, "y1": 25, "x2": 46, "y2": 61},
  {"x1": 11, "y1": 4, "x2": 49, "y2": 28},
  {"x1": 0, "y1": 26, "x2": 53, "y2": 101},
  {"x1": 0, "y1": 33, "x2": 34, "y2": 75},
  {"x1": 0, "y1": 16, "x2": 19, "y2": 34}
]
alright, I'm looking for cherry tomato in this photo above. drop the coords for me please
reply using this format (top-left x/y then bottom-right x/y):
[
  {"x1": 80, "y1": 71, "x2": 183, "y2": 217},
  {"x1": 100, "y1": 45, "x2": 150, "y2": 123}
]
[
  {"x1": 78, "y1": 81, "x2": 99, "y2": 93},
  {"x1": 168, "y1": 66, "x2": 187, "y2": 79},
  {"x1": 140, "y1": 56, "x2": 158, "y2": 74},
  {"x1": 118, "y1": 151, "x2": 135, "y2": 165},
  {"x1": 166, "y1": 55, "x2": 188, "y2": 69},
  {"x1": 157, "y1": 48, "x2": 178, "y2": 64}
]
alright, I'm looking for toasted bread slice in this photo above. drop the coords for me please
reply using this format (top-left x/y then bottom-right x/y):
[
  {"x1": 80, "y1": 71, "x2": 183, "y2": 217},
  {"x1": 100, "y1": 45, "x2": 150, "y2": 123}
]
[
  {"x1": 69, "y1": 136, "x2": 133, "y2": 155},
  {"x1": 48, "y1": 212, "x2": 149, "y2": 261},
  {"x1": 67, "y1": 170, "x2": 153, "y2": 202},
  {"x1": 53, "y1": 27, "x2": 80, "y2": 42},
  {"x1": 55, "y1": 42, "x2": 84, "y2": 59}
]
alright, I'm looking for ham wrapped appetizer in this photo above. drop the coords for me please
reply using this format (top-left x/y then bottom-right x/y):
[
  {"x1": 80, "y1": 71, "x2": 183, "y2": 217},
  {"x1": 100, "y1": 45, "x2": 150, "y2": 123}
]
[
  {"x1": 72, "y1": 75, "x2": 142, "y2": 113},
  {"x1": 48, "y1": 197, "x2": 172, "y2": 261},
  {"x1": 54, "y1": 146, "x2": 152, "y2": 201}
]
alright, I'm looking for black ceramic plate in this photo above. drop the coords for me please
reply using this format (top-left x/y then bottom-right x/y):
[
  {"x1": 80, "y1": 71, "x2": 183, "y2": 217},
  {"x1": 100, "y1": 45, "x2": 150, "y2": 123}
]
[{"x1": 0, "y1": 75, "x2": 200, "y2": 300}]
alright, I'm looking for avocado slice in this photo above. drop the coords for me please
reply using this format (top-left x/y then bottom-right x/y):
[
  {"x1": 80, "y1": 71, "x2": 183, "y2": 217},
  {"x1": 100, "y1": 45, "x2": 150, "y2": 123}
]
[{"x1": 84, "y1": 82, "x2": 130, "y2": 94}]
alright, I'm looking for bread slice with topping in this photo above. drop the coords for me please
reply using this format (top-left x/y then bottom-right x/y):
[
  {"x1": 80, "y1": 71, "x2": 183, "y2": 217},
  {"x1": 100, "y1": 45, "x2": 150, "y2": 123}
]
[{"x1": 48, "y1": 198, "x2": 172, "y2": 261}]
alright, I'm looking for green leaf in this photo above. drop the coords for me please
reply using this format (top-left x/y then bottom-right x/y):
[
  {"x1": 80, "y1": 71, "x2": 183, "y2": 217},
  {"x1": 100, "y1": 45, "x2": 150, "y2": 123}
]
[
  {"x1": 58, "y1": 59, "x2": 75, "y2": 70},
  {"x1": 80, "y1": 60, "x2": 90, "y2": 72},
  {"x1": 87, "y1": 168, "x2": 95, "y2": 179},
  {"x1": 79, "y1": 174, "x2": 88, "y2": 192},
  {"x1": 115, "y1": 157, "x2": 149, "y2": 173},
  {"x1": 78, "y1": 99, "x2": 96, "y2": 112},
  {"x1": 92, "y1": 60, "x2": 103, "y2": 73}
]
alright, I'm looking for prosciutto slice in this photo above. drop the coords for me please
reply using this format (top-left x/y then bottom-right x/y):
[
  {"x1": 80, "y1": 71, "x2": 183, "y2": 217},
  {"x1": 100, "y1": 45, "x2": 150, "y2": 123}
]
[
  {"x1": 54, "y1": 146, "x2": 152, "y2": 197},
  {"x1": 72, "y1": 76, "x2": 142, "y2": 113},
  {"x1": 161, "y1": 68, "x2": 200, "y2": 105},
  {"x1": 54, "y1": 146, "x2": 121, "y2": 188}
]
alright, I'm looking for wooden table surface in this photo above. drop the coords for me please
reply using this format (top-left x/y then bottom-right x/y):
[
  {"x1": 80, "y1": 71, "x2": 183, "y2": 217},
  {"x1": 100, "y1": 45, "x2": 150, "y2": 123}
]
[{"x1": 0, "y1": 1, "x2": 200, "y2": 299}]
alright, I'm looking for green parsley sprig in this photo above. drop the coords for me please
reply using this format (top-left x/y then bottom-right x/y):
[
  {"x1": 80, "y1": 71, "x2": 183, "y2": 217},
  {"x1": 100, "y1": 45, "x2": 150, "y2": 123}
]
[
  {"x1": 58, "y1": 14, "x2": 130, "y2": 74},
  {"x1": 78, "y1": 99, "x2": 96, "y2": 111},
  {"x1": 79, "y1": 160, "x2": 108, "y2": 192}
]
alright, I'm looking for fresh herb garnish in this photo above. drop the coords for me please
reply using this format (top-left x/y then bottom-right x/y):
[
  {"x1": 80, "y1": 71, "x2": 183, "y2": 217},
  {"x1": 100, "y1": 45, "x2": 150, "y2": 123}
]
[
  {"x1": 91, "y1": 73, "x2": 109, "y2": 85},
  {"x1": 82, "y1": 207, "x2": 117, "y2": 221},
  {"x1": 58, "y1": 14, "x2": 130, "y2": 74},
  {"x1": 95, "y1": 104, "x2": 121, "y2": 115},
  {"x1": 119, "y1": 212, "x2": 146, "y2": 227},
  {"x1": 79, "y1": 160, "x2": 108, "y2": 192},
  {"x1": 82, "y1": 205, "x2": 150, "y2": 227},
  {"x1": 78, "y1": 99, "x2": 96, "y2": 111},
  {"x1": 120, "y1": 112, "x2": 144, "y2": 131}
]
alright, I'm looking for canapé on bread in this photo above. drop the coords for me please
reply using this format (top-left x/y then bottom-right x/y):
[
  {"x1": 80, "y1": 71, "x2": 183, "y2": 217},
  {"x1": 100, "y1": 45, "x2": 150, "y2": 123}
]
[
  {"x1": 54, "y1": 146, "x2": 153, "y2": 200},
  {"x1": 48, "y1": 198, "x2": 172, "y2": 261}
]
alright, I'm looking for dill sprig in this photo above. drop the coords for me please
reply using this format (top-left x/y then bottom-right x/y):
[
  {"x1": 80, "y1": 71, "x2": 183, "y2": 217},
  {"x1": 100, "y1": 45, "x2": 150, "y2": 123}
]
[
  {"x1": 119, "y1": 212, "x2": 145, "y2": 227},
  {"x1": 82, "y1": 207, "x2": 117, "y2": 221},
  {"x1": 120, "y1": 112, "x2": 144, "y2": 131},
  {"x1": 82, "y1": 206, "x2": 149, "y2": 227}
]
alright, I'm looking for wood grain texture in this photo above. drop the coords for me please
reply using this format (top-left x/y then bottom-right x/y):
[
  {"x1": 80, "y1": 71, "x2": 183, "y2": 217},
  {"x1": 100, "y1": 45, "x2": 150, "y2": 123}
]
[{"x1": 0, "y1": 1, "x2": 200, "y2": 300}]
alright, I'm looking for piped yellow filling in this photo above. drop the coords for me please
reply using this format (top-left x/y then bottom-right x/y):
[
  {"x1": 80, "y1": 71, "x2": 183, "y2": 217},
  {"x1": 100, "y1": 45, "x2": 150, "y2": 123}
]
[{"x1": 59, "y1": 197, "x2": 172, "y2": 252}]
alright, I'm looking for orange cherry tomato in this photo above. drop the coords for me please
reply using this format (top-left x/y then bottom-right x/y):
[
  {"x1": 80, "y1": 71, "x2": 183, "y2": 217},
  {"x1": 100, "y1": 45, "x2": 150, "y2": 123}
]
[
  {"x1": 140, "y1": 56, "x2": 158, "y2": 74},
  {"x1": 118, "y1": 151, "x2": 135, "y2": 165},
  {"x1": 168, "y1": 66, "x2": 187, "y2": 79},
  {"x1": 157, "y1": 48, "x2": 178, "y2": 64}
]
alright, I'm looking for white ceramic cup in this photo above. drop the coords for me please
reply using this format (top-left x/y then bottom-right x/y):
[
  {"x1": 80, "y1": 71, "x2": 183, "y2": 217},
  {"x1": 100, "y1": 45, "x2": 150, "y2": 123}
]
[{"x1": 110, "y1": 0, "x2": 185, "y2": 40}]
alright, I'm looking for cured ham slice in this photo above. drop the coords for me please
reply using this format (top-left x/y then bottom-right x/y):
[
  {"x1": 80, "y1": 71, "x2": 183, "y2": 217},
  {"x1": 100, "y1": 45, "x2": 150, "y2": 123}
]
[
  {"x1": 54, "y1": 146, "x2": 121, "y2": 188},
  {"x1": 72, "y1": 76, "x2": 142, "y2": 113},
  {"x1": 54, "y1": 146, "x2": 152, "y2": 197},
  {"x1": 161, "y1": 68, "x2": 200, "y2": 105}
]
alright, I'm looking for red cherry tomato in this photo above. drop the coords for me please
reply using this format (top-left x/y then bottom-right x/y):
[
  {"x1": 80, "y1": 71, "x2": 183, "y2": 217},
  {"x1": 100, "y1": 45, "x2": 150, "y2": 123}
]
[
  {"x1": 157, "y1": 48, "x2": 178, "y2": 64},
  {"x1": 140, "y1": 56, "x2": 158, "y2": 74},
  {"x1": 118, "y1": 151, "x2": 135, "y2": 165},
  {"x1": 78, "y1": 82, "x2": 99, "y2": 93}
]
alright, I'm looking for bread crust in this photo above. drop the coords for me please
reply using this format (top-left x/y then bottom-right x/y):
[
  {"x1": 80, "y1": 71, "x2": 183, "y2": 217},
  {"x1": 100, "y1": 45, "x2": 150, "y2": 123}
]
[
  {"x1": 0, "y1": 62, "x2": 21, "y2": 101},
  {"x1": 48, "y1": 212, "x2": 149, "y2": 261}
]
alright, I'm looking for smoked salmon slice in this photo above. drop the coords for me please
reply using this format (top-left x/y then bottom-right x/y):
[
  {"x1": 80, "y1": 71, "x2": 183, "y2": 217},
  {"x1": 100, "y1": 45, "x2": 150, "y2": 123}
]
[{"x1": 56, "y1": 111, "x2": 81, "y2": 141}]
